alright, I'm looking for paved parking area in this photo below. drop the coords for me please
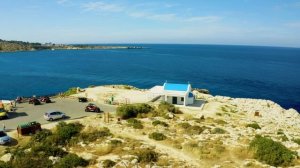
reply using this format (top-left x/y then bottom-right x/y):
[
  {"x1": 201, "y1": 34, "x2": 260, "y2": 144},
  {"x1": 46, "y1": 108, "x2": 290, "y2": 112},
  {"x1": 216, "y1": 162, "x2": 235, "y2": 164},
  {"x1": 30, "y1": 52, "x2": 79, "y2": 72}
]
[{"x1": 0, "y1": 98, "x2": 116, "y2": 131}]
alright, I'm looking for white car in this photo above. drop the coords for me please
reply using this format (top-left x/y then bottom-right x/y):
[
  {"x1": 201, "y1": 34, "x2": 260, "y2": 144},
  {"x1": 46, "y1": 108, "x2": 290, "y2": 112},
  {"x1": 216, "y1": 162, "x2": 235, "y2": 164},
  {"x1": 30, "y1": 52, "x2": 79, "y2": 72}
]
[
  {"x1": 44, "y1": 111, "x2": 66, "y2": 121},
  {"x1": 0, "y1": 131, "x2": 11, "y2": 145}
]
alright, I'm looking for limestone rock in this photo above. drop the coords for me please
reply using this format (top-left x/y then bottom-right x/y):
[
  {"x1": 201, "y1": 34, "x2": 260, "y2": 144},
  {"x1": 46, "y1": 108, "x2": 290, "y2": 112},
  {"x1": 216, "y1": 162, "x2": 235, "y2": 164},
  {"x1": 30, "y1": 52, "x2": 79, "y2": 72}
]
[{"x1": 0, "y1": 153, "x2": 12, "y2": 162}]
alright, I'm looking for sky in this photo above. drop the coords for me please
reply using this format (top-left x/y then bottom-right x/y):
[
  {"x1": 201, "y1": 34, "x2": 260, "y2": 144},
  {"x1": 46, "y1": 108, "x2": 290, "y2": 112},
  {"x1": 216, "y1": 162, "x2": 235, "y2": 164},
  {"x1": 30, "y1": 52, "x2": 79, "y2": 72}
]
[{"x1": 0, "y1": 0, "x2": 300, "y2": 47}]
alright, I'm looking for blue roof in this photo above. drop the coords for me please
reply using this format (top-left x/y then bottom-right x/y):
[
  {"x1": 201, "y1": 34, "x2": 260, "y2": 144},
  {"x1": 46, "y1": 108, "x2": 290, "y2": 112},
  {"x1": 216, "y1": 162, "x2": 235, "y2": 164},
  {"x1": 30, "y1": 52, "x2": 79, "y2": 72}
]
[{"x1": 164, "y1": 83, "x2": 189, "y2": 91}]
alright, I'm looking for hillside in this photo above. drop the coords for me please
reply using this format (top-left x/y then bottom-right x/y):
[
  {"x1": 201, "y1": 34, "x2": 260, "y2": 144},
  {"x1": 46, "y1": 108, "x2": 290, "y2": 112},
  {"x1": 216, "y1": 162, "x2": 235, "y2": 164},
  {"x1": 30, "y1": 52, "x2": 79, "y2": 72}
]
[
  {"x1": 1, "y1": 86, "x2": 300, "y2": 168},
  {"x1": 0, "y1": 39, "x2": 50, "y2": 52},
  {"x1": 0, "y1": 39, "x2": 143, "y2": 52}
]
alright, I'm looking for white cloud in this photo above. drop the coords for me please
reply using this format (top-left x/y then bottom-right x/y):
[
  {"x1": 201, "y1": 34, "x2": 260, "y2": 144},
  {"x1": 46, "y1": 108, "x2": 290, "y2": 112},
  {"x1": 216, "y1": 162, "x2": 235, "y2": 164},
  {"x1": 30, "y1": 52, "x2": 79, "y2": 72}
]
[
  {"x1": 285, "y1": 22, "x2": 300, "y2": 28},
  {"x1": 184, "y1": 16, "x2": 221, "y2": 23},
  {"x1": 57, "y1": 0, "x2": 69, "y2": 4},
  {"x1": 80, "y1": 1, "x2": 221, "y2": 23},
  {"x1": 129, "y1": 12, "x2": 176, "y2": 21},
  {"x1": 82, "y1": 1, "x2": 123, "y2": 12}
]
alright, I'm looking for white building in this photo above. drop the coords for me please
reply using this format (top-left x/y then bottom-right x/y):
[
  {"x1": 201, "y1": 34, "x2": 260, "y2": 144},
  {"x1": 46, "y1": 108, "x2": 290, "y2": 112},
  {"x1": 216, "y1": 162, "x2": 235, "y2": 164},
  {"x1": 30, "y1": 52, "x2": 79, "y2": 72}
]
[{"x1": 149, "y1": 82, "x2": 195, "y2": 106}]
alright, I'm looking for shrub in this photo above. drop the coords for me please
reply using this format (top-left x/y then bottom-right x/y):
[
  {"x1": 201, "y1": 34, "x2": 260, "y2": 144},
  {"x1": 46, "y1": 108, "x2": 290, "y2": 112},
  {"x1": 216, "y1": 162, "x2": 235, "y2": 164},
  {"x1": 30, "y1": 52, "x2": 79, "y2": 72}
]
[
  {"x1": 54, "y1": 122, "x2": 83, "y2": 145},
  {"x1": 277, "y1": 129, "x2": 284, "y2": 135},
  {"x1": 0, "y1": 161, "x2": 11, "y2": 168},
  {"x1": 31, "y1": 143, "x2": 67, "y2": 157},
  {"x1": 149, "y1": 132, "x2": 166, "y2": 141},
  {"x1": 11, "y1": 152, "x2": 53, "y2": 168},
  {"x1": 79, "y1": 127, "x2": 112, "y2": 142},
  {"x1": 292, "y1": 138, "x2": 300, "y2": 145},
  {"x1": 127, "y1": 118, "x2": 143, "y2": 129},
  {"x1": 116, "y1": 103, "x2": 153, "y2": 119},
  {"x1": 178, "y1": 122, "x2": 191, "y2": 129},
  {"x1": 187, "y1": 125, "x2": 204, "y2": 135},
  {"x1": 136, "y1": 149, "x2": 158, "y2": 163},
  {"x1": 246, "y1": 123, "x2": 261, "y2": 130},
  {"x1": 249, "y1": 135, "x2": 297, "y2": 166},
  {"x1": 158, "y1": 101, "x2": 182, "y2": 114},
  {"x1": 211, "y1": 128, "x2": 226, "y2": 134},
  {"x1": 110, "y1": 139, "x2": 122, "y2": 146},
  {"x1": 214, "y1": 119, "x2": 227, "y2": 125},
  {"x1": 55, "y1": 153, "x2": 89, "y2": 168},
  {"x1": 62, "y1": 87, "x2": 77, "y2": 96},
  {"x1": 152, "y1": 120, "x2": 169, "y2": 127},
  {"x1": 280, "y1": 134, "x2": 289, "y2": 142},
  {"x1": 102, "y1": 159, "x2": 116, "y2": 168},
  {"x1": 31, "y1": 129, "x2": 52, "y2": 143}
]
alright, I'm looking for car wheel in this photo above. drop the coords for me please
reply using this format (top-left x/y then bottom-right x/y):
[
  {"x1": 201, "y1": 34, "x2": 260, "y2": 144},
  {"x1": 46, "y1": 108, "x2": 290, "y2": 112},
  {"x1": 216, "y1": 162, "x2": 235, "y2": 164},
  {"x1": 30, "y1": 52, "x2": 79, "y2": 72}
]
[{"x1": 49, "y1": 118, "x2": 53, "y2": 121}]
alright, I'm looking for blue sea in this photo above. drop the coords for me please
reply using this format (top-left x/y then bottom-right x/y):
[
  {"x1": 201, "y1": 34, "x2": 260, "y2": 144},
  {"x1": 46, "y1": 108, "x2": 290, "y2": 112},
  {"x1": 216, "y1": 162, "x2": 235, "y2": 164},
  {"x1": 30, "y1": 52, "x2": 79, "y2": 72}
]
[{"x1": 0, "y1": 44, "x2": 300, "y2": 111}]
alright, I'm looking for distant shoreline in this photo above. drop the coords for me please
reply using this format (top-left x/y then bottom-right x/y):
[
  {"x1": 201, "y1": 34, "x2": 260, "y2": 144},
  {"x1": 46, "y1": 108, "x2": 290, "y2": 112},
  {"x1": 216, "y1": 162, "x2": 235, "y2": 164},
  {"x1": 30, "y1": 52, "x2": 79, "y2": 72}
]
[{"x1": 0, "y1": 39, "x2": 144, "y2": 52}]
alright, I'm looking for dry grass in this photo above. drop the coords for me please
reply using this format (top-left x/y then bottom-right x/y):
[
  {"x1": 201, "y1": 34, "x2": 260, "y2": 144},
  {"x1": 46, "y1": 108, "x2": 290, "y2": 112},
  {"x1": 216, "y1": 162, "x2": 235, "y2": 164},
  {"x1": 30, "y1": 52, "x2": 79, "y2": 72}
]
[{"x1": 183, "y1": 139, "x2": 226, "y2": 160}]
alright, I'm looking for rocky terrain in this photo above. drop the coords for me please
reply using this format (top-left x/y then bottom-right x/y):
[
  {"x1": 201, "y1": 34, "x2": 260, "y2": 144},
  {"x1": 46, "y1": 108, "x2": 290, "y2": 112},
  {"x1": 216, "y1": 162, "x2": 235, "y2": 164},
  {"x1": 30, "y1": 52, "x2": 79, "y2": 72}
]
[{"x1": 1, "y1": 88, "x2": 300, "y2": 168}]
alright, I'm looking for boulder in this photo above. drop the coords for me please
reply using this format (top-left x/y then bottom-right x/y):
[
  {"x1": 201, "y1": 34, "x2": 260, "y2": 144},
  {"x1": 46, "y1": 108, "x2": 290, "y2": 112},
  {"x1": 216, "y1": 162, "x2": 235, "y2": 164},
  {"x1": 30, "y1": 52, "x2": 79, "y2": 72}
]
[{"x1": 0, "y1": 153, "x2": 12, "y2": 162}]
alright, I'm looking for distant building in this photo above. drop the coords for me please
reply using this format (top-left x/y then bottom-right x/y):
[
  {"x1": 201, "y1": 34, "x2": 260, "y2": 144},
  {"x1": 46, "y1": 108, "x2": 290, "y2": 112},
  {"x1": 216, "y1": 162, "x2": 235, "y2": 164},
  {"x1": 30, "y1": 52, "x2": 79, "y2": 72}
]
[{"x1": 149, "y1": 82, "x2": 195, "y2": 106}]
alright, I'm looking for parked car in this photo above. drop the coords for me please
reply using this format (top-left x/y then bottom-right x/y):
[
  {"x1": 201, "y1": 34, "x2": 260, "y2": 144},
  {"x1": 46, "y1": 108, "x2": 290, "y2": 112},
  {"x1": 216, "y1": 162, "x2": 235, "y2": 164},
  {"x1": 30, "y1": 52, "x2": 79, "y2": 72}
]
[
  {"x1": 40, "y1": 96, "x2": 52, "y2": 103},
  {"x1": 16, "y1": 97, "x2": 24, "y2": 103},
  {"x1": 29, "y1": 98, "x2": 41, "y2": 105},
  {"x1": 17, "y1": 121, "x2": 42, "y2": 135},
  {"x1": 78, "y1": 97, "x2": 88, "y2": 102},
  {"x1": 44, "y1": 111, "x2": 66, "y2": 121},
  {"x1": 0, "y1": 131, "x2": 11, "y2": 145},
  {"x1": 85, "y1": 103, "x2": 101, "y2": 113}
]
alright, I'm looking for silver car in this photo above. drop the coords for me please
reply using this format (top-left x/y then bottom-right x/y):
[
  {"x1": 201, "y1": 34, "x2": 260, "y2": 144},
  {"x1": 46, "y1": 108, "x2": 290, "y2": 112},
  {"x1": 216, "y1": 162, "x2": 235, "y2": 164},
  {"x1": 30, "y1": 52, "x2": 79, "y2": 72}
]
[
  {"x1": 44, "y1": 111, "x2": 66, "y2": 121},
  {"x1": 0, "y1": 131, "x2": 11, "y2": 145}
]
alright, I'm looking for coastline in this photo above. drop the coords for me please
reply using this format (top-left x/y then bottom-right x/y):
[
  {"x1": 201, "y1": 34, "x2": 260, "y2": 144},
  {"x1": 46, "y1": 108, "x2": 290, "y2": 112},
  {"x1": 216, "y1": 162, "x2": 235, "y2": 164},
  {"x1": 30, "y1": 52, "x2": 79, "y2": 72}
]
[
  {"x1": 0, "y1": 46, "x2": 144, "y2": 53},
  {"x1": 1, "y1": 84, "x2": 300, "y2": 167}
]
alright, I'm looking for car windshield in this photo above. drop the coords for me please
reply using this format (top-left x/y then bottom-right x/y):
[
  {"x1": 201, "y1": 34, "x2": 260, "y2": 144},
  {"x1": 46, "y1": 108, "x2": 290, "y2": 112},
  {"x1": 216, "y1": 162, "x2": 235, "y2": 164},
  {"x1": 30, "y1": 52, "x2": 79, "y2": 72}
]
[{"x1": 0, "y1": 131, "x2": 7, "y2": 137}]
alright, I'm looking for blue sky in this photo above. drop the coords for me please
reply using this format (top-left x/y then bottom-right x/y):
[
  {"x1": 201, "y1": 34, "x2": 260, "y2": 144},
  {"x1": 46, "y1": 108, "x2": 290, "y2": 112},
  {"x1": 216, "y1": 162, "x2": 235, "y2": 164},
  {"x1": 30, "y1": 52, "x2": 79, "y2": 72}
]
[{"x1": 0, "y1": 0, "x2": 300, "y2": 47}]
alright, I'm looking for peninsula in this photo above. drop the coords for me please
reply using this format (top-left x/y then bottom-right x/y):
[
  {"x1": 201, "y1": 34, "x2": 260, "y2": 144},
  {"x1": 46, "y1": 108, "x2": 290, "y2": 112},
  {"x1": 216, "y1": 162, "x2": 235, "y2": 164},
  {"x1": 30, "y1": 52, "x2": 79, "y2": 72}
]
[{"x1": 0, "y1": 39, "x2": 143, "y2": 52}]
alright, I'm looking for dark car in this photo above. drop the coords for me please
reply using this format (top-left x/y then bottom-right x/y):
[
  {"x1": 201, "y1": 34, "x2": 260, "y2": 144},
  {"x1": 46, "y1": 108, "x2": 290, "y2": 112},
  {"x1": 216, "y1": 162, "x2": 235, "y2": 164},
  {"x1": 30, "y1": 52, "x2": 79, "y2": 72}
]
[
  {"x1": 17, "y1": 121, "x2": 42, "y2": 135},
  {"x1": 16, "y1": 96, "x2": 23, "y2": 103},
  {"x1": 40, "y1": 96, "x2": 51, "y2": 103},
  {"x1": 85, "y1": 103, "x2": 100, "y2": 113},
  {"x1": 78, "y1": 97, "x2": 88, "y2": 102},
  {"x1": 29, "y1": 98, "x2": 41, "y2": 105}
]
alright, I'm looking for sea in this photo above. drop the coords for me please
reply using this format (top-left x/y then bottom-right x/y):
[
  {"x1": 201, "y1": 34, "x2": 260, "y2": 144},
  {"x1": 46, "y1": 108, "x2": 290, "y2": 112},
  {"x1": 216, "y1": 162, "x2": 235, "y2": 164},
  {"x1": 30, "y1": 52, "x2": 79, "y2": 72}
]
[{"x1": 0, "y1": 44, "x2": 300, "y2": 111}]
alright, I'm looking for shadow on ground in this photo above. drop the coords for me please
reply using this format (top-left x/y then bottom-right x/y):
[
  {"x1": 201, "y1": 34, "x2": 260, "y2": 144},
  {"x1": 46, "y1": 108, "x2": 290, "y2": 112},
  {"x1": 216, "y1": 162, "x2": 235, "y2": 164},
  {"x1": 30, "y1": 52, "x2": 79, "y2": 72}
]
[{"x1": 7, "y1": 112, "x2": 28, "y2": 119}]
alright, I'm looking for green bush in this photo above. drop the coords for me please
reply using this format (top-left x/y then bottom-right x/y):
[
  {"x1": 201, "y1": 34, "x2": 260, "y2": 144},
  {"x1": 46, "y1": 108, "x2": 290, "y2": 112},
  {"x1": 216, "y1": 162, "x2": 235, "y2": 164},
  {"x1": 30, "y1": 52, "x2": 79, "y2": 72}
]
[
  {"x1": 31, "y1": 143, "x2": 67, "y2": 157},
  {"x1": 277, "y1": 129, "x2": 284, "y2": 135},
  {"x1": 62, "y1": 87, "x2": 77, "y2": 96},
  {"x1": 31, "y1": 129, "x2": 52, "y2": 143},
  {"x1": 246, "y1": 123, "x2": 261, "y2": 130},
  {"x1": 116, "y1": 103, "x2": 153, "y2": 119},
  {"x1": 187, "y1": 125, "x2": 204, "y2": 135},
  {"x1": 149, "y1": 132, "x2": 166, "y2": 141},
  {"x1": 79, "y1": 127, "x2": 112, "y2": 142},
  {"x1": 110, "y1": 139, "x2": 122, "y2": 146},
  {"x1": 249, "y1": 135, "x2": 297, "y2": 166},
  {"x1": 136, "y1": 149, "x2": 158, "y2": 163},
  {"x1": 55, "y1": 153, "x2": 89, "y2": 168},
  {"x1": 127, "y1": 118, "x2": 143, "y2": 129},
  {"x1": 10, "y1": 152, "x2": 53, "y2": 168},
  {"x1": 0, "y1": 161, "x2": 11, "y2": 168},
  {"x1": 211, "y1": 128, "x2": 226, "y2": 134},
  {"x1": 178, "y1": 122, "x2": 191, "y2": 129},
  {"x1": 292, "y1": 138, "x2": 300, "y2": 145},
  {"x1": 214, "y1": 119, "x2": 227, "y2": 125},
  {"x1": 158, "y1": 101, "x2": 182, "y2": 114},
  {"x1": 102, "y1": 159, "x2": 116, "y2": 168},
  {"x1": 54, "y1": 122, "x2": 83, "y2": 145},
  {"x1": 152, "y1": 120, "x2": 169, "y2": 127}
]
